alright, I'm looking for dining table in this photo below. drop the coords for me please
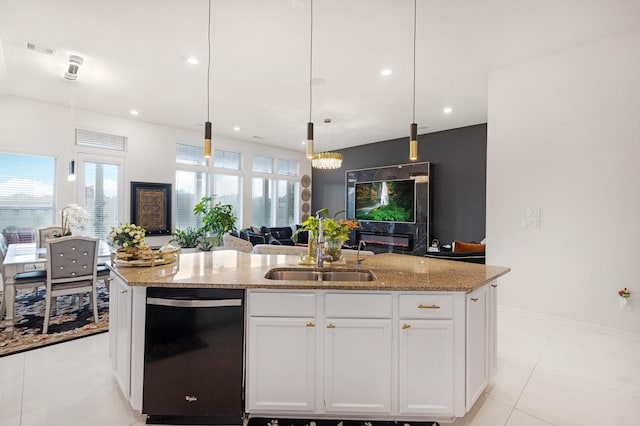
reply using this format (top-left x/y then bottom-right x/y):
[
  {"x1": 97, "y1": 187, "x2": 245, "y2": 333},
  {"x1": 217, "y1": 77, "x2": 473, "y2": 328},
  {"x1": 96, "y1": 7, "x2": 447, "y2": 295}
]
[{"x1": 1, "y1": 241, "x2": 111, "y2": 337}]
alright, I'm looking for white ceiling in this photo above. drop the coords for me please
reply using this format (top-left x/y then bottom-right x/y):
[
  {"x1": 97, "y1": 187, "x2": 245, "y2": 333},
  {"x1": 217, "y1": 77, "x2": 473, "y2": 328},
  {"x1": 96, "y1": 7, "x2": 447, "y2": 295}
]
[{"x1": 1, "y1": 0, "x2": 639, "y2": 152}]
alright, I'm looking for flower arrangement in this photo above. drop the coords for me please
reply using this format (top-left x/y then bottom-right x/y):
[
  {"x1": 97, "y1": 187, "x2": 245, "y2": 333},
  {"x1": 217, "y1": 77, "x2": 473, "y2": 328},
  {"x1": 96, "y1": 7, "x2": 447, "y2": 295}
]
[
  {"x1": 108, "y1": 222, "x2": 146, "y2": 249},
  {"x1": 60, "y1": 203, "x2": 90, "y2": 235},
  {"x1": 339, "y1": 218, "x2": 360, "y2": 229},
  {"x1": 618, "y1": 288, "x2": 631, "y2": 298}
]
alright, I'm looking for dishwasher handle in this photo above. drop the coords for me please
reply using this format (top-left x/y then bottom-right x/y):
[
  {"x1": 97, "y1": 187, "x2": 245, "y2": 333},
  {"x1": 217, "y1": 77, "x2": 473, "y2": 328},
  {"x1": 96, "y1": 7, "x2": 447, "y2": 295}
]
[{"x1": 147, "y1": 297, "x2": 242, "y2": 309}]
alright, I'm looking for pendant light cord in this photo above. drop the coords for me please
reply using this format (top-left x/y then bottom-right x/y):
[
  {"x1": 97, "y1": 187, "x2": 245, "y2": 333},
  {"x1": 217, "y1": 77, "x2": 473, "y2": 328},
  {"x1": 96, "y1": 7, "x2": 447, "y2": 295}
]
[
  {"x1": 412, "y1": 0, "x2": 417, "y2": 123},
  {"x1": 207, "y1": 0, "x2": 212, "y2": 121},
  {"x1": 309, "y1": 0, "x2": 314, "y2": 123}
]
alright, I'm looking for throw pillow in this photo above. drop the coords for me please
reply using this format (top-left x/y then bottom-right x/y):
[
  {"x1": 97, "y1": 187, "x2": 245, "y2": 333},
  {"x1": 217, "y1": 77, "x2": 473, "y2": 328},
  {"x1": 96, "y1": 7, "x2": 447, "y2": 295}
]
[{"x1": 453, "y1": 240, "x2": 486, "y2": 253}]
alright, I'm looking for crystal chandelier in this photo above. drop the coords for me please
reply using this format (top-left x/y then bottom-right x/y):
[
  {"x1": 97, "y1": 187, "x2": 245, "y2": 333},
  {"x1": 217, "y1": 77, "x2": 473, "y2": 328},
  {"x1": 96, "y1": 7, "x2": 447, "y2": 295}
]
[{"x1": 311, "y1": 151, "x2": 343, "y2": 169}]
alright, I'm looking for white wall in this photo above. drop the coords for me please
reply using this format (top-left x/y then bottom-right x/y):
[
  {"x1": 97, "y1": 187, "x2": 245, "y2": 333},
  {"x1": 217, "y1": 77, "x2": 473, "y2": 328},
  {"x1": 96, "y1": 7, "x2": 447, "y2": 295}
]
[
  {"x1": 487, "y1": 29, "x2": 640, "y2": 335},
  {"x1": 0, "y1": 96, "x2": 311, "y2": 244}
]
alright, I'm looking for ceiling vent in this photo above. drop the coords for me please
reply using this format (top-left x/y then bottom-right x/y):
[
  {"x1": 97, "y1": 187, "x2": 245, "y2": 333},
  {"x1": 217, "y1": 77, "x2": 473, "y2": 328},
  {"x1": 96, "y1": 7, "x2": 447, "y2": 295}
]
[{"x1": 25, "y1": 41, "x2": 55, "y2": 56}]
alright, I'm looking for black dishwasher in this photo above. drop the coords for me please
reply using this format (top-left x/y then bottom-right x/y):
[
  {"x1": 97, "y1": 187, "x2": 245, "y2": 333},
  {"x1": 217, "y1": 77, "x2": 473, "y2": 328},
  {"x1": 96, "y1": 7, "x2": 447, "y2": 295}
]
[{"x1": 143, "y1": 287, "x2": 245, "y2": 425}]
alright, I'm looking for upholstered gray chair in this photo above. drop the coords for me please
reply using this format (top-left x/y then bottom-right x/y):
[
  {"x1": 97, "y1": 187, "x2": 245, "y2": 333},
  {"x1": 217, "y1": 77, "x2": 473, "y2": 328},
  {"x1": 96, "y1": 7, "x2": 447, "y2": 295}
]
[
  {"x1": 36, "y1": 226, "x2": 63, "y2": 248},
  {"x1": 222, "y1": 233, "x2": 254, "y2": 253},
  {"x1": 43, "y1": 236, "x2": 99, "y2": 333}
]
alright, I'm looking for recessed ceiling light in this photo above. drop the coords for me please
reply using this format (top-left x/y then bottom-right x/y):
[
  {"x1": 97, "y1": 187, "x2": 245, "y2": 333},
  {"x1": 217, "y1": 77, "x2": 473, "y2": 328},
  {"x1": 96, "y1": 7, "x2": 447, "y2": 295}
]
[
  {"x1": 186, "y1": 57, "x2": 199, "y2": 65},
  {"x1": 233, "y1": 126, "x2": 240, "y2": 132},
  {"x1": 443, "y1": 107, "x2": 453, "y2": 114},
  {"x1": 381, "y1": 69, "x2": 392, "y2": 76},
  {"x1": 130, "y1": 109, "x2": 139, "y2": 116},
  {"x1": 301, "y1": 141, "x2": 306, "y2": 145}
]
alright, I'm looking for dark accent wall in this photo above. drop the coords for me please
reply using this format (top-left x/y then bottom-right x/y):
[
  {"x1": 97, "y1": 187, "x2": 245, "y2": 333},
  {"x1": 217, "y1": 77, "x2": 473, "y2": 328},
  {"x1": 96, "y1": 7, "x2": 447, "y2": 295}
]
[{"x1": 312, "y1": 123, "x2": 487, "y2": 246}]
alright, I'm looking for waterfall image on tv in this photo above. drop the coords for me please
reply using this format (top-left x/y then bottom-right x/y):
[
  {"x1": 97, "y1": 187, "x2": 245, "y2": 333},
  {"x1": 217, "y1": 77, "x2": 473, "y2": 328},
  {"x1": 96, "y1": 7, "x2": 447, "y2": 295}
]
[{"x1": 355, "y1": 179, "x2": 415, "y2": 223}]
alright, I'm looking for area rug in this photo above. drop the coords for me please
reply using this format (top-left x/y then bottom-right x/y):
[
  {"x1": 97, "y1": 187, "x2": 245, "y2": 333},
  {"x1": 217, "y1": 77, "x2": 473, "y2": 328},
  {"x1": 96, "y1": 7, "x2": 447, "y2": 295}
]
[
  {"x1": 247, "y1": 418, "x2": 440, "y2": 426},
  {"x1": 0, "y1": 282, "x2": 109, "y2": 357}
]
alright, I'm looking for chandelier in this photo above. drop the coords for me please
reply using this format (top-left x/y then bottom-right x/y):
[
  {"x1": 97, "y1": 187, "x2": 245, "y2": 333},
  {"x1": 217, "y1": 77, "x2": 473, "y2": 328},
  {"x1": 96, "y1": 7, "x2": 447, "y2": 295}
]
[{"x1": 311, "y1": 151, "x2": 343, "y2": 169}]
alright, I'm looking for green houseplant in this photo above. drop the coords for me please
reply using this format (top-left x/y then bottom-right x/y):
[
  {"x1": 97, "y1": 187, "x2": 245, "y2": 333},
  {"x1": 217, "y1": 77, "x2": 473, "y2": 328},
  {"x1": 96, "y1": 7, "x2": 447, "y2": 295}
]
[
  {"x1": 170, "y1": 226, "x2": 203, "y2": 249},
  {"x1": 193, "y1": 196, "x2": 237, "y2": 247}
]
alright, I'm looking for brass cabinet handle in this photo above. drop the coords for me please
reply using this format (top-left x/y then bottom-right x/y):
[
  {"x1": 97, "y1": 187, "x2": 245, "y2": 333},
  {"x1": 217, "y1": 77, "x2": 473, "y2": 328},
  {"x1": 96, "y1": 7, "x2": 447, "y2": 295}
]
[
  {"x1": 326, "y1": 323, "x2": 336, "y2": 329},
  {"x1": 119, "y1": 289, "x2": 128, "y2": 294},
  {"x1": 306, "y1": 322, "x2": 315, "y2": 327},
  {"x1": 471, "y1": 297, "x2": 479, "y2": 302},
  {"x1": 418, "y1": 304, "x2": 440, "y2": 309},
  {"x1": 402, "y1": 324, "x2": 411, "y2": 330},
  {"x1": 491, "y1": 284, "x2": 498, "y2": 288}
]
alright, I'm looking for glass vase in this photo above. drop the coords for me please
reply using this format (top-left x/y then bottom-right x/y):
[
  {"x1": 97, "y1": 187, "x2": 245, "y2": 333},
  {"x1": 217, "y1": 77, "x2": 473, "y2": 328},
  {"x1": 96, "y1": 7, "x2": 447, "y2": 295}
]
[
  {"x1": 325, "y1": 239, "x2": 342, "y2": 262},
  {"x1": 307, "y1": 235, "x2": 318, "y2": 261}
]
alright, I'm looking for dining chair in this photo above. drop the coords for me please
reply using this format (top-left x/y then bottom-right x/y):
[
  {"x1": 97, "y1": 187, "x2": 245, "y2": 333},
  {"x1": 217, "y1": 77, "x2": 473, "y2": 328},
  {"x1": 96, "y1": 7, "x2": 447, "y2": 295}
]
[
  {"x1": 43, "y1": 236, "x2": 99, "y2": 334},
  {"x1": 36, "y1": 226, "x2": 63, "y2": 248},
  {"x1": 0, "y1": 233, "x2": 48, "y2": 320}
]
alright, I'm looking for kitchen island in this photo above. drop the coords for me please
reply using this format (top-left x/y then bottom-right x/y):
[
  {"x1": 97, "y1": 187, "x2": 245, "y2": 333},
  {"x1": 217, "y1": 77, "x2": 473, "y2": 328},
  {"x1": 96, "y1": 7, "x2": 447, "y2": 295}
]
[{"x1": 109, "y1": 250, "x2": 509, "y2": 424}]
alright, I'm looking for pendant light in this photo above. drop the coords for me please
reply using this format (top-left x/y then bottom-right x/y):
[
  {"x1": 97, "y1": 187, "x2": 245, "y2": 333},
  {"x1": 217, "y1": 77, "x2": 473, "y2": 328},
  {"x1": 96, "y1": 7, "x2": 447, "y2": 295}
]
[
  {"x1": 67, "y1": 160, "x2": 76, "y2": 181},
  {"x1": 409, "y1": 0, "x2": 419, "y2": 161},
  {"x1": 312, "y1": 119, "x2": 343, "y2": 169},
  {"x1": 308, "y1": 2, "x2": 343, "y2": 170},
  {"x1": 204, "y1": 0, "x2": 212, "y2": 159},
  {"x1": 305, "y1": 0, "x2": 315, "y2": 159}
]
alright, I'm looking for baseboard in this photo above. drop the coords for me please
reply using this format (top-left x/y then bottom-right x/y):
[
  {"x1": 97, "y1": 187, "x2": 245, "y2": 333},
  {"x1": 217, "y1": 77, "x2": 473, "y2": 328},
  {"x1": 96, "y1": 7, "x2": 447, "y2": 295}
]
[{"x1": 498, "y1": 304, "x2": 640, "y2": 341}]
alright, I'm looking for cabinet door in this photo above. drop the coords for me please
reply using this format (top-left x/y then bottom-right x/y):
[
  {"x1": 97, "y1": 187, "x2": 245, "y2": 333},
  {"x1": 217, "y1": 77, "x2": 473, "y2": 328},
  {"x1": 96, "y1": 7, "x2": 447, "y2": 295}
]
[
  {"x1": 398, "y1": 320, "x2": 455, "y2": 416},
  {"x1": 466, "y1": 285, "x2": 489, "y2": 410},
  {"x1": 324, "y1": 318, "x2": 392, "y2": 414},
  {"x1": 246, "y1": 317, "x2": 317, "y2": 413},
  {"x1": 113, "y1": 276, "x2": 132, "y2": 398}
]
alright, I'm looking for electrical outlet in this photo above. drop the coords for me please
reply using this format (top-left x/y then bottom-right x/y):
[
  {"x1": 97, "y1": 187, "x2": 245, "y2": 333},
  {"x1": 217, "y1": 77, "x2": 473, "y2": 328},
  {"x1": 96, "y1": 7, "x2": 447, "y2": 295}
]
[{"x1": 522, "y1": 217, "x2": 540, "y2": 229}]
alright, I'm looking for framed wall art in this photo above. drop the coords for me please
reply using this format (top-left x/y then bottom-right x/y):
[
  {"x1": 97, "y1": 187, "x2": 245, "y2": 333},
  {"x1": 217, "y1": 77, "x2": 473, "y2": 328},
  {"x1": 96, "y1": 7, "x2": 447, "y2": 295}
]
[{"x1": 130, "y1": 181, "x2": 172, "y2": 235}]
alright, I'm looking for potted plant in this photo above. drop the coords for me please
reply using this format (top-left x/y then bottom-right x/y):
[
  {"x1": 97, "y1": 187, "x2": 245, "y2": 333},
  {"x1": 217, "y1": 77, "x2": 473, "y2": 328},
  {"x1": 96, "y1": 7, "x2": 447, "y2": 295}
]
[
  {"x1": 293, "y1": 208, "x2": 328, "y2": 261},
  {"x1": 170, "y1": 226, "x2": 203, "y2": 251},
  {"x1": 322, "y1": 217, "x2": 350, "y2": 262},
  {"x1": 193, "y1": 196, "x2": 237, "y2": 247}
]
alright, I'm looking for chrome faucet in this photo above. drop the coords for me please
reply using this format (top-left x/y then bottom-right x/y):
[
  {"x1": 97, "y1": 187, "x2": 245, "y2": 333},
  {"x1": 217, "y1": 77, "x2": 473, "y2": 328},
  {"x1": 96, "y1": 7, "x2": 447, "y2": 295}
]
[
  {"x1": 356, "y1": 240, "x2": 366, "y2": 267},
  {"x1": 316, "y1": 216, "x2": 331, "y2": 268}
]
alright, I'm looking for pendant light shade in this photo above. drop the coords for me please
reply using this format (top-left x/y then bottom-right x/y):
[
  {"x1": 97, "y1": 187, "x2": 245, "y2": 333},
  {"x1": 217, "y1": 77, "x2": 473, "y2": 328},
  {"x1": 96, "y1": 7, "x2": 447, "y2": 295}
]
[
  {"x1": 203, "y1": 0, "x2": 212, "y2": 159},
  {"x1": 409, "y1": 0, "x2": 419, "y2": 161},
  {"x1": 311, "y1": 151, "x2": 343, "y2": 169},
  {"x1": 67, "y1": 160, "x2": 76, "y2": 182},
  {"x1": 204, "y1": 121, "x2": 212, "y2": 158},
  {"x1": 306, "y1": 122, "x2": 314, "y2": 159},
  {"x1": 409, "y1": 123, "x2": 418, "y2": 161}
]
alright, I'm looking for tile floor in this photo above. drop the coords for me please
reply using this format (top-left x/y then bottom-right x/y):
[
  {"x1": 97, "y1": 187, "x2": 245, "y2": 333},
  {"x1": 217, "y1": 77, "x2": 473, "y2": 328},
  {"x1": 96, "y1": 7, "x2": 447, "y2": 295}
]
[{"x1": 1, "y1": 307, "x2": 639, "y2": 426}]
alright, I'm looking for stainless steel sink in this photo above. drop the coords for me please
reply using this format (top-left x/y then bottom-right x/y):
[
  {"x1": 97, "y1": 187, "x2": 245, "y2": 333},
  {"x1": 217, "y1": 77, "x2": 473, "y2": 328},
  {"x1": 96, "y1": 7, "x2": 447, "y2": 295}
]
[{"x1": 265, "y1": 268, "x2": 377, "y2": 282}]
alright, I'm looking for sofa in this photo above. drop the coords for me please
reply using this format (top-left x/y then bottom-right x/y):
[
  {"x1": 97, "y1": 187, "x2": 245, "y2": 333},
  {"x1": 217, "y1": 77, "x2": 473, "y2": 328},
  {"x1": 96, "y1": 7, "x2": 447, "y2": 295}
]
[
  {"x1": 260, "y1": 226, "x2": 295, "y2": 245},
  {"x1": 424, "y1": 240, "x2": 486, "y2": 264}
]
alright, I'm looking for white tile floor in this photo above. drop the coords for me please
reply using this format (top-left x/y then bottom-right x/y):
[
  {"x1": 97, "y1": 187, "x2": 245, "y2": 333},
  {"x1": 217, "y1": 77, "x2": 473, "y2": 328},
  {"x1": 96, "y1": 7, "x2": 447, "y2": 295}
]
[{"x1": 1, "y1": 307, "x2": 639, "y2": 426}]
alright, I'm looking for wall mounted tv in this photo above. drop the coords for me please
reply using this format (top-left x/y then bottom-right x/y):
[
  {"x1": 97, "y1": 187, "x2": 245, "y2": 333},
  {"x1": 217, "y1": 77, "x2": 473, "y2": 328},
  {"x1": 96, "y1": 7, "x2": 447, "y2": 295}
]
[{"x1": 354, "y1": 178, "x2": 416, "y2": 223}]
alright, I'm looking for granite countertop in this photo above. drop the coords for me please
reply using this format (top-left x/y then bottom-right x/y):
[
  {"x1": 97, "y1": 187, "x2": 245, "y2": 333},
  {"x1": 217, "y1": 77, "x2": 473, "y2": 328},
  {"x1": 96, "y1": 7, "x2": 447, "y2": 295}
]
[{"x1": 109, "y1": 250, "x2": 510, "y2": 292}]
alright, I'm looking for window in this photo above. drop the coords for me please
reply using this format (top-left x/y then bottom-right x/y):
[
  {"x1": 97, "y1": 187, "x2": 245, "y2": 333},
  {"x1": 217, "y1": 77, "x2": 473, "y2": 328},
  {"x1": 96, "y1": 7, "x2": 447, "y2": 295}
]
[
  {"x1": 214, "y1": 174, "x2": 242, "y2": 222},
  {"x1": 0, "y1": 153, "x2": 55, "y2": 242},
  {"x1": 253, "y1": 156, "x2": 274, "y2": 173},
  {"x1": 176, "y1": 170, "x2": 209, "y2": 229},
  {"x1": 278, "y1": 159, "x2": 299, "y2": 176},
  {"x1": 251, "y1": 177, "x2": 273, "y2": 226},
  {"x1": 276, "y1": 180, "x2": 299, "y2": 226},
  {"x1": 175, "y1": 144, "x2": 243, "y2": 231},
  {"x1": 77, "y1": 154, "x2": 125, "y2": 240},
  {"x1": 214, "y1": 149, "x2": 241, "y2": 170}
]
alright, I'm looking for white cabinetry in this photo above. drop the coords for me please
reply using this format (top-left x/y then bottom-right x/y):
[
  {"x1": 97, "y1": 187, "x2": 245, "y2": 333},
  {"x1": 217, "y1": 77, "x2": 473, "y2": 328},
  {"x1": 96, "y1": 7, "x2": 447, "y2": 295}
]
[
  {"x1": 246, "y1": 292, "x2": 317, "y2": 413},
  {"x1": 111, "y1": 275, "x2": 132, "y2": 398},
  {"x1": 466, "y1": 284, "x2": 489, "y2": 410},
  {"x1": 323, "y1": 293, "x2": 393, "y2": 414},
  {"x1": 398, "y1": 294, "x2": 455, "y2": 416}
]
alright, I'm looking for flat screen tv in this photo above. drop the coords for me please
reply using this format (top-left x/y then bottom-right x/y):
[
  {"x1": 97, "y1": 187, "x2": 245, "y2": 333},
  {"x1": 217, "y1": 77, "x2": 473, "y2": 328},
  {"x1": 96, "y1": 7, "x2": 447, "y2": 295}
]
[{"x1": 354, "y1": 178, "x2": 415, "y2": 223}]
